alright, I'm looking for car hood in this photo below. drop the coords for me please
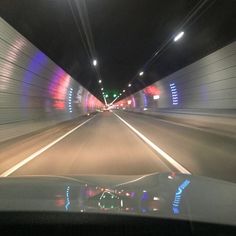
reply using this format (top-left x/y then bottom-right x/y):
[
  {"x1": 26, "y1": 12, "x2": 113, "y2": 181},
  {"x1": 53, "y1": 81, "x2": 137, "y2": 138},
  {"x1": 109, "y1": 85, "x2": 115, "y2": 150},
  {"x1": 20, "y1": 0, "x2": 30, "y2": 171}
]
[{"x1": 0, "y1": 173, "x2": 235, "y2": 226}]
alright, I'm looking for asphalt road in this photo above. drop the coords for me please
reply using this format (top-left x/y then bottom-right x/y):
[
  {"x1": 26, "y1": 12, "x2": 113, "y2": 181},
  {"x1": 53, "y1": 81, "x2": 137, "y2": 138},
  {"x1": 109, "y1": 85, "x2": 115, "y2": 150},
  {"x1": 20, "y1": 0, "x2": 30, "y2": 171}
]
[
  {"x1": 116, "y1": 111, "x2": 236, "y2": 182},
  {"x1": 0, "y1": 111, "x2": 235, "y2": 182}
]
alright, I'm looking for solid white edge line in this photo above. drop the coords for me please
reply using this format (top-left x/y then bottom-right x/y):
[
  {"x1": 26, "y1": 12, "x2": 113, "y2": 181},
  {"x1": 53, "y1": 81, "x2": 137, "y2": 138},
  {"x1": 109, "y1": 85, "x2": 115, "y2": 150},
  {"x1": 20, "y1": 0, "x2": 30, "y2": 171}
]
[
  {"x1": 0, "y1": 115, "x2": 96, "y2": 177},
  {"x1": 113, "y1": 112, "x2": 191, "y2": 174}
]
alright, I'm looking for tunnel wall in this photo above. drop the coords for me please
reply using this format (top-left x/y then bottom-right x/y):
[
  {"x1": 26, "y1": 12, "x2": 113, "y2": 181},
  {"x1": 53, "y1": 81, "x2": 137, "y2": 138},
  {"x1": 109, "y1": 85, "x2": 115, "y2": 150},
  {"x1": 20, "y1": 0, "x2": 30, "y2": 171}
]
[
  {"x1": 0, "y1": 17, "x2": 102, "y2": 127},
  {"x1": 117, "y1": 41, "x2": 236, "y2": 111}
]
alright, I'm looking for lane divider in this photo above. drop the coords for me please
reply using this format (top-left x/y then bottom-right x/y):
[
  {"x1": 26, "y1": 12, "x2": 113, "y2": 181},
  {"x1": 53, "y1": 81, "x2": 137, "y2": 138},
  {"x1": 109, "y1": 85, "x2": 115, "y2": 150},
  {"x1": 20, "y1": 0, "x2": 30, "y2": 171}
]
[
  {"x1": 113, "y1": 112, "x2": 191, "y2": 174},
  {"x1": 0, "y1": 115, "x2": 96, "y2": 177}
]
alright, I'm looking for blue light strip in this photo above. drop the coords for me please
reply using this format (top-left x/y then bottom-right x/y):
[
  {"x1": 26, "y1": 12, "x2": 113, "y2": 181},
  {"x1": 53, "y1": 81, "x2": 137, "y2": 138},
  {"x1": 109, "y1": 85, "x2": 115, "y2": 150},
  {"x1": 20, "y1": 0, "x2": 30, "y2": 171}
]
[
  {"x1": 172, "y1": 179, "x2": 190, "y2": 214},
  {"x1": 143, "y1": 93, "x2": 148, "y2": 108},
  {"x1": 169, "y1": 83, "x2": 179, "y2": 105},
  {"x1": 65, "y1": 186, "x2": 71, "y2": 211},
  {"x1": 68, "y1": 88, "x2": 73, "y2": 113}
]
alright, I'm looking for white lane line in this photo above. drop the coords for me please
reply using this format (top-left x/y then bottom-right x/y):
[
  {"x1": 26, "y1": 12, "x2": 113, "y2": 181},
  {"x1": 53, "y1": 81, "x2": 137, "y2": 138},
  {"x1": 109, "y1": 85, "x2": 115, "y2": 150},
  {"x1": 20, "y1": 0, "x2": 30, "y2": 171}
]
[
  {"x1": 0, "y1": 116, "x2": 96, "y2": 177},
  {"x1": 113, "y1": 112, "x2": 191, "y2": 174}
]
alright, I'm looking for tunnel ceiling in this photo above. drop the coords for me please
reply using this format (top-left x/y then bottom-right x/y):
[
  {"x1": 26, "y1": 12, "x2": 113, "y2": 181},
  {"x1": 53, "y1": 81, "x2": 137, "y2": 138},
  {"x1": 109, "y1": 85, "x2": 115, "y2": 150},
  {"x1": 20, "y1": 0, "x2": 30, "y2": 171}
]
[{"x1": 0, "y1": 0, "x2": 235, "y2": 102}]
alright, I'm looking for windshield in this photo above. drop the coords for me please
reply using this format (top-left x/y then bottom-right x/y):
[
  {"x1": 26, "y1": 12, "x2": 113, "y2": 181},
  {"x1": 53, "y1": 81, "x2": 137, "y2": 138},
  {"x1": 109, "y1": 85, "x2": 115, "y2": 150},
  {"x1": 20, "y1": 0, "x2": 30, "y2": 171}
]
[{"x1": 0, "y1": 0, "x2": 235, "y2": 226}]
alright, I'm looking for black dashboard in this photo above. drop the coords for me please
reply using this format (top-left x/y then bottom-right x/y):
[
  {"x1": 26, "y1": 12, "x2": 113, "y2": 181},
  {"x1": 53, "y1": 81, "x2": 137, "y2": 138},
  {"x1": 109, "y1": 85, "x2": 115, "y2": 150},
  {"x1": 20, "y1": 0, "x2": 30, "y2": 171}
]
[{"x1": 0, "y1": 212, "x2": 235, "y2": 236}]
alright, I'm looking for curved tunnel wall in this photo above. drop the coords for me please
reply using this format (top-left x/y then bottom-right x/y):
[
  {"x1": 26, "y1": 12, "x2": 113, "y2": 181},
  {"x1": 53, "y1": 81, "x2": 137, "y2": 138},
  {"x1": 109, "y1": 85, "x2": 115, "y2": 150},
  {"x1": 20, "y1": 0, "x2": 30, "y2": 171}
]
[
  {"x1": 117, "y1": 41, "x2": 236, "y2": 112},
  {"x1": 0, "y1": 17, "x2": 102, "y2": 127}
]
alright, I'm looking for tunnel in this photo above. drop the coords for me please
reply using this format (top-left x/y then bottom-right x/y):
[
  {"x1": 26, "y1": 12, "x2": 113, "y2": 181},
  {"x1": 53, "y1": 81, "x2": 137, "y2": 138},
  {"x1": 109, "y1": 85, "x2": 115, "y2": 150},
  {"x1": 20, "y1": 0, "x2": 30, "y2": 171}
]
[
  {"x1": 0, "y1": 17, "x2": 103, "y2": 142},
  {"x1": 0, "y1": 1, "x2": 236, "y2": 232},
  {"x1": 0, "y1": 16, "x2": 235, "y2": 182}
]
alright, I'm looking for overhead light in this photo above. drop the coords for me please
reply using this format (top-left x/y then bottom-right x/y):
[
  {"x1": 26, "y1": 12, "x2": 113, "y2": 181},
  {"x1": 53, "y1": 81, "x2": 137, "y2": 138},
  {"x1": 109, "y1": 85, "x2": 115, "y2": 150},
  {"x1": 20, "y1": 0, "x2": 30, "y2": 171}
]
[
  {"x1": 93, "y1": 59, "x2": 97, "y2": 66},
  {"x1": 120, "y1": 93, "x2": 122, "y2": 96},
  {"x1": 128, "y1": 83, "x2": 131, "y2": 87},
  {"x1": 98, "y1": 79, "x2": 102, "y2": 83},
  {"x1": 102, "y1": 92, "x2": 104, "y2": 95},
  {"x1": 174, "y1": 31, "x2": 184, "y2": 42},
  {"x1": 139, "y1": 71, "x2": 144, "y2": 76},
  {"x1": 101, "y1": 88, "x2": 104, "y2": 91},
  {"x1": 123, "y1": 90, "x2": 126, "y2": 93}
]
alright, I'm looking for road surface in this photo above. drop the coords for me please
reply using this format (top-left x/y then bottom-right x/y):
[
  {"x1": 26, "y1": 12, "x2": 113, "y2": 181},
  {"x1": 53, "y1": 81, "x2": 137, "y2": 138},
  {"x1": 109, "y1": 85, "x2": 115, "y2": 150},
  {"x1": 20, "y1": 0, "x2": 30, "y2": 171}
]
[{"x1": 0, "y1": 111, "x2": 235, "y2": 182}]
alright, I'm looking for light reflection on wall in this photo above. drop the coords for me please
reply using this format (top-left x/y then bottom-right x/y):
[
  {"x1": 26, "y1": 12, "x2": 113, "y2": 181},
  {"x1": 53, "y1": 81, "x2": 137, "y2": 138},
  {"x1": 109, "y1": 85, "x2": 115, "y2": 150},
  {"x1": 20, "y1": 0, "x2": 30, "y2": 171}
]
[
  {"x1": 131, "y1": 95, "x2": 136, "y2": 108},
  {"x1": 83, "y1": 91, "x2": 89, "y2": 113},
  {"x1": 84, "y1": 92, "x2": 103, "y2": 112},
  {"x1": 1, "y1": 38, "x2": 26, "y2": 91},
  {"x1": 68, "y1": 88, "x2": 73, "y2": 113},
  {"x1": 142, "y1": 92, "x2": 148, "y2": 108},
  {"x1": 21, "y1": 51, "x2": 47, "y2": 107},
  {"x1": 143, "y1": 85, "x2": 160, "y2": 96},
  {"x1": 88, "y1": 94, "x2": 95, "y2": 109},
  {"x1": 142, "y1": 85, "x2": 161, "y2": 108},
  {"x1": 48, "y1": 68, "x2": 71, "y2": 110}
]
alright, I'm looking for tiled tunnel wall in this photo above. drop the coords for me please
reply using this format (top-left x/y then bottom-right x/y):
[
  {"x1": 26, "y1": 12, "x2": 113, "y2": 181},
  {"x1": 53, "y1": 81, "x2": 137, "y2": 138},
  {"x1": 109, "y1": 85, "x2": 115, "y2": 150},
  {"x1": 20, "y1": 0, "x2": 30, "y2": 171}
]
[
  {"x1": 0, "y1": 17, "x2": 102, "y2": 126},
  {"x1": 117, "y1": 41, "x2": 236, "y2": 112}
]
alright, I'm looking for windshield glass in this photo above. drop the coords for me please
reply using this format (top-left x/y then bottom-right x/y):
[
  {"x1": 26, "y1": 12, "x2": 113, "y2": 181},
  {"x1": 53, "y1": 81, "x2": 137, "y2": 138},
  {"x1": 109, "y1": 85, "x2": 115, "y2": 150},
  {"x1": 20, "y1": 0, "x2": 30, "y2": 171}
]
[{"x1": 0, "y1": 0, "x2": 235, "y2": 226}]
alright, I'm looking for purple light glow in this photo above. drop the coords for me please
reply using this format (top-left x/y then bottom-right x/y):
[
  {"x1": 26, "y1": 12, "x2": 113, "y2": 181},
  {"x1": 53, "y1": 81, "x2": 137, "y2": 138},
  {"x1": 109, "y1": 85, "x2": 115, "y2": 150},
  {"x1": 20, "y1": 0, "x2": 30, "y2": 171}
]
[
  {"x1": 21, "y1": 51, "x2": 47, "y2": 106},
  {"x1": 131, "y1": 95, "x2": 136, "y2": 108},
  {"x1": 48, "y1": 67, "x2": 71, "y2": 110}
]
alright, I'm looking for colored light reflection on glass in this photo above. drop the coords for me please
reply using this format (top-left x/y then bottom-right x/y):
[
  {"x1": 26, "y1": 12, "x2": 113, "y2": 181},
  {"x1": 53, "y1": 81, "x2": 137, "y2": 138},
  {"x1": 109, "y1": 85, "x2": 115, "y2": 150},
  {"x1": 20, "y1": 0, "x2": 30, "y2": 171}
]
[
  {"x1": 141, "y1": 208, "x2": 147, "y2": 213},
  {"x1": 65, "y1": 186, "x2": 70, "y2": 211},
  {"x1": 55, "y1": 195, "x2": 65, "y2": 207},
  {"x1": 130, "y1": 192, "x2": 135, "y2": 198},
  {"x1": 172, "y1": 179, "x2": 190, "y2": 214},
  {"x1": 141, "y1": 191, "x2": 148, "y2": 201}
]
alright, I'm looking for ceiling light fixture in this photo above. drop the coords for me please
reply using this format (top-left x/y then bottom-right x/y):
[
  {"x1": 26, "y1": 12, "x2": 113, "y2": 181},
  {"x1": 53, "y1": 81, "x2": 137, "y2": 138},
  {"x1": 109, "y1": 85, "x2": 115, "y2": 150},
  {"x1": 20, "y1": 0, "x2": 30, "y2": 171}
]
[
  {"x1": 139, "y1": 71, "x2": 144, "y2": 76},
  {"x1": 174, "y1": 31, "x2": 184, "y2": 42},
  {"x1": 93, "y1": 59, "x2": 97, "y2": 66}
]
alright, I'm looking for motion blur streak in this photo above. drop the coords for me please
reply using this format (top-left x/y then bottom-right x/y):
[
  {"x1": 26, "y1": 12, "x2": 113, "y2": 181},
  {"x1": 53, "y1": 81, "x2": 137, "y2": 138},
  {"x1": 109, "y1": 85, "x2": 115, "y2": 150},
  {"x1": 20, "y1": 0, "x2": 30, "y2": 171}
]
[
  {"x1": 113, "y1": 112, "x2": 191, "y2": 174},
  {"x1": 1, "y1": 111, "x2": 235, "y2": 182},
  {"x1": 0, "y1": 112, "x2": 171, "y2": 177},
  {"x1": 0, "y1": 116, "x2": 96, "y2": 177}
]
